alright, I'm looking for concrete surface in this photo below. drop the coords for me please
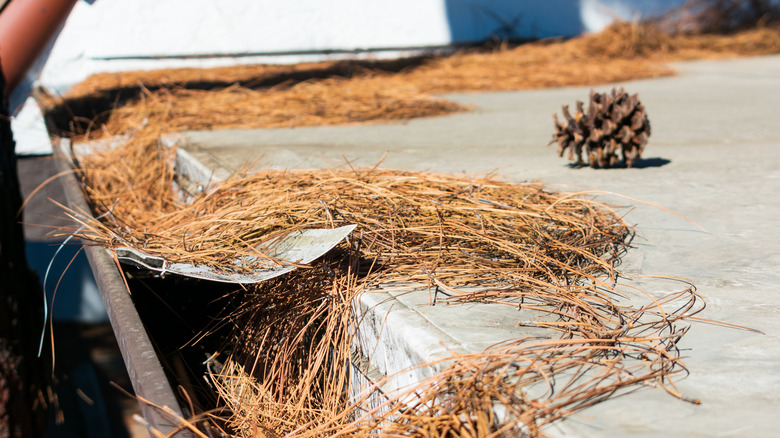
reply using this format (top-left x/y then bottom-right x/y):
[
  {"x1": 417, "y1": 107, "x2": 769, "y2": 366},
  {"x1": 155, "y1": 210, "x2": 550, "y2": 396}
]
[{"x1": 177, "y1": 55, "x2": 780, "y2": 437}]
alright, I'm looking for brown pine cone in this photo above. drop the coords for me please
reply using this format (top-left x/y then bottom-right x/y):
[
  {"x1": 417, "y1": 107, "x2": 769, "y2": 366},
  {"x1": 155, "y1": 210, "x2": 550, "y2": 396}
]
[{"x1": 548, "y1": 88, "x2": 651, "y2": 168}]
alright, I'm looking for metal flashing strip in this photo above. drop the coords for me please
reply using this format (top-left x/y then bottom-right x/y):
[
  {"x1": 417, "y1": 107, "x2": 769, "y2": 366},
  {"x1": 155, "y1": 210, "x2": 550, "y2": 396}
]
[{"x1": 113, "y1": 225, "x2": 357, "y2": 284}]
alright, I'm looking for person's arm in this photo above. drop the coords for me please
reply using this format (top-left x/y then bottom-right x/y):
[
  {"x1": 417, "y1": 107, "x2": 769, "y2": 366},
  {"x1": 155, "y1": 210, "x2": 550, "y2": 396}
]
[{"x1": 0, "y1": 0, "x2": 78, "y2": 94}]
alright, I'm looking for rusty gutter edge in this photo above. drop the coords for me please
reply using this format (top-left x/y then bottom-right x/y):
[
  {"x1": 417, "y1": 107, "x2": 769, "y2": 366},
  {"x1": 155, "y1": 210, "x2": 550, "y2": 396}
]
[{"x1": 53, "y1": 138, "x2": 192, "y2": 437}]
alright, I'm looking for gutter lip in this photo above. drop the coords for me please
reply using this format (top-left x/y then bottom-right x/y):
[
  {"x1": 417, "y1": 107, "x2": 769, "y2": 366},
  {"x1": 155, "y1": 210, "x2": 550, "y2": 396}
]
[{"x1": 52, "y1": 137, "x2": 193, "y2": 437}]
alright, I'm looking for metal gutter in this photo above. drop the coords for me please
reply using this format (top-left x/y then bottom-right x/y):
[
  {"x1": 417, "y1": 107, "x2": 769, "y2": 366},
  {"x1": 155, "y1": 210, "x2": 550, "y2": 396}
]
[{"x1": 53, "y1": 138, "x2": 191, "y2": 436}]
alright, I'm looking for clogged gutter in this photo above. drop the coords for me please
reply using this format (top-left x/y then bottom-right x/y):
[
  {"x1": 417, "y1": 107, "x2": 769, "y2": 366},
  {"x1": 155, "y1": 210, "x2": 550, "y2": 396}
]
[{"x1": 47, "y1": 20, "x2": 780, "y2": 437}]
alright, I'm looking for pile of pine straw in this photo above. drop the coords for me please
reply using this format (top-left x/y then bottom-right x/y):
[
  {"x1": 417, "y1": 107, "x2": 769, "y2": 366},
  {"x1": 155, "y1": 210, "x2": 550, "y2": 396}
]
[
  {"x1": 52, "y1": 18, "x2": 779, "y2": 438},
  {"x1": 68, "y1": 133, "x2": 704, "y2": 437}
]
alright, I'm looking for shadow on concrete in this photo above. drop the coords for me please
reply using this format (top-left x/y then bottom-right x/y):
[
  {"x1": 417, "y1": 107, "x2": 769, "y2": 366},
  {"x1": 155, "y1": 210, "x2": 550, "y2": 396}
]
[
  {"x1": 631, "y1": 157, "x2": 671, "y2": 168},
  {"x1": 566, "y1": 157, "x2": 671, "y2": 169}
]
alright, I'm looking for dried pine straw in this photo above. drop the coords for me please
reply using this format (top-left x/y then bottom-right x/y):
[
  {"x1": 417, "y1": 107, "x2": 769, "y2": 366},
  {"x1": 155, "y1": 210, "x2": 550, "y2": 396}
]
[
  {"x1": 44, "y1": 22, "x2": 780, "y2": 139},
  {"x1": 62, "y1": 132, "x2": 703, "y2": 437}
]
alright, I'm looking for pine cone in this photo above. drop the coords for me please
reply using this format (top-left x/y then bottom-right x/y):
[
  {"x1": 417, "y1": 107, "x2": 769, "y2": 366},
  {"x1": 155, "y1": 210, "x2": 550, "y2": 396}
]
[{"x1": 548, "y1": 88, "x2": 651, "y2": 168}]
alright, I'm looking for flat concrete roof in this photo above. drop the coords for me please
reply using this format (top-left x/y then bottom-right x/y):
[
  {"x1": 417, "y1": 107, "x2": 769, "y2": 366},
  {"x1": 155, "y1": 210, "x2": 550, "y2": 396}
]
[{"x1": 177, "y1": 55, "x2": 780, "y2": 437}]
